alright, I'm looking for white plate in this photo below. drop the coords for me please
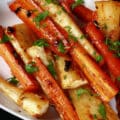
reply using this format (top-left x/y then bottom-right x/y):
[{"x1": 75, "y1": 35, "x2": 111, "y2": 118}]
[{"x1": 0, "y1": 0, "x2": 117, "y2": 120}]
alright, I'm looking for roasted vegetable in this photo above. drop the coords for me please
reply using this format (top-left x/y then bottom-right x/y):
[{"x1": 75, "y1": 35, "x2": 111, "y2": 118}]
[
  {"x1": 95, "y1": 1, "x2": 120, "y2": 40},
  {"x1": 0, "y1": 26, "x2": 39, "y2": 92},
  {"x1": 69, "y1": 86, "x2": 119, "y2": 120},
  {"x1": 0, "y1": 77, "x2": 49, "y2": 117},
  {"x1": 70, "y1": 43, "x2": 118, "y2": 102}
]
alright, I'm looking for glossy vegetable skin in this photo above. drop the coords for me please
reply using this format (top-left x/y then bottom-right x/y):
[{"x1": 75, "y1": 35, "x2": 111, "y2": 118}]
[
  {"x1": 0, "y1": 26, "x2": 39, "y2": 92},
  {"x1": 60, "y1": 0, "x2": 94, "y2": 22},
  {"x1": 70, "y1": 43, "x2": 118, "y2": 102},
  {"x1": 9, "y1": 0, "x2": 71, "y2": 56},
  {"x1": 85, "y1": 22, "x2": 120, "y2": 86},
  {"x1": 34, "y1": 58, "x2": 80, "y2": 120}
]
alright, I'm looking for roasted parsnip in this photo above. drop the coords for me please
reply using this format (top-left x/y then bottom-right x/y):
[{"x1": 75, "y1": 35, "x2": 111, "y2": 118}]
[
  {"x1": 0, "y1": 77, "x2": 49, "y2": 117},
  {"x1": 95, "y1": 1, "x2": 120, "y2": 40}
]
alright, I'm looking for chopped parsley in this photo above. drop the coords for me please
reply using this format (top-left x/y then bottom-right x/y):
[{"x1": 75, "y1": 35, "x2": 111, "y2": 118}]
[
  {"x1": 98, "y1": 103, "x2": 106, "y2": 120},
  {"x1": 33, "y1": 11, "x2": 49, "y2": 27},
  {"x1": 76, "y1": 88, "x2": 90, "y2": 97},
  {"x1": 105, "y1": 38, "x2": 120, "y2": 57},
  {"x1": 45, "y1": 0, "x2": 59, "y2": 4},
  {"x1": 64, "y1": 26, "x2": 78, "y2": 41},
  {"x1": 80, "y1": 34, "x2": 86, "y2": 39},
  {"x1": 93, "y1": 52, "x2": 103, "y2": 63},
  {"x1": 33, "y1": 39, "x2": 49, "y2": 47},
  {"x1": 47, "y1": 61, "x2": 56, "y2": 77},
  {"x1": 25, "y1": 62, "x2": 38, "y2": 73},
  {"x1": 58, "y1": 41, "x2": 65, "y2": 53},
  {"x1": 7, "y1": 76, "x2": 19, "y2": 85},
  {"x1": 93, "y1": 114, "x2": 98, "y2": 120},
  {"x1": 71, "y1": 0, "x2": 84, "y2": 10},
  {"x1": 117, "y1": 77, "x2": 120, "y2": 81},
  {"x1": 0, "y1": 34, "x2": 11, "y2": 43}
]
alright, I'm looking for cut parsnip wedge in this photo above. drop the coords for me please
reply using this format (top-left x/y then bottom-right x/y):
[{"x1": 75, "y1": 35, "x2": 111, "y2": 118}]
[
  {"x1": 55, "y1": 56, "x2": 88, "y2": 89},
  {"x1": 33, "y1": 0, "x2": 100, "y2": 60},
  {"x1": 0, "y1": 77, "x2": 49, "y2": 117},
  {"x1": 69, "y1": 86, "x2": 119, "y2": 120},
  {"x1": 95, "y1": 1, "x2": 120, "y2": 40}
]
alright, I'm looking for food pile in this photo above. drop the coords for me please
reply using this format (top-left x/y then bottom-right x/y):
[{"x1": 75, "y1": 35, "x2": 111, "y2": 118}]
[{"x1": 0, "y1": 0, "x2": 120, "y2": 120}]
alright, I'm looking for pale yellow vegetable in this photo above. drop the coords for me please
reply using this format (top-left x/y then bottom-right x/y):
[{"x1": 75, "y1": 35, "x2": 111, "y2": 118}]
[
  {"x1": 69, "y1": 86, "x2": 119, "y2": 120},
  {"x1": 55, "y1": 56, "x2": 88, "y2": 89},
  {"x1": 0, "y1": 77, "x2": 49, "y2": 117},
  {"x1": 95, "y1": 1, "x2": 120, "y2": 40},
  {"x1": 33, "y1": 0, "x2": 100, "y2": 60}
]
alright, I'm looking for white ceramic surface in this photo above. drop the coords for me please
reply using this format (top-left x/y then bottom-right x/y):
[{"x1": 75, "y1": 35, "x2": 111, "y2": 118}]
[{"x1": 0, "y1": 0, "x2": 117, "y2": 120}]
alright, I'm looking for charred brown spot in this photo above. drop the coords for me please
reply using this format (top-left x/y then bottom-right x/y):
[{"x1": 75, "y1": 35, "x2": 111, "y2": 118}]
[
  {"x1": 64, "y1": 60, "x2": 71, "y2": 72},
  {"x1": 26, "y1": 10, "x2": 32, "y2": 17},
  {"x1": 93, "y1": 21, "x2": 100, "y2": 29},
  {"x1": 7, "y1": 27, "x2": 15, "y2": 34},
  {"x1": 15, "y1": 7, "x2": 22, "y2": 14}
]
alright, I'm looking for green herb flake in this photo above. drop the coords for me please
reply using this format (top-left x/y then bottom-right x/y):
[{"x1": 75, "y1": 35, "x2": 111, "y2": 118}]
[
  {"x1": 71, "y1": 0, "x2": 84, "y2": 10},
  {"x1": 45, "y1": 0, "x2": 52, "y2": 4},
  {"x1": 76, "y1": 88, "x2": 89, "y2": 97},
  {"x1": 117, "y1": 77, "x2": 120, "y2": 81},
  {"x1": 0, "y1": 34, "x2": 11, "y2": 43},
  {"x1": 64, "y1": 26, "x2": 72, "y2": 33},
  {"x1": 105, "y1": 38, "x2": 120, "y2": 58},
  {"x1": 25, "y1": 62, "x2": 38, "y2": 73},
  {"x1": 93, "y1": 52, "x2": 103, "y2": 63},
  {"x1": 33, "y1": 11, "x2": 49, "y2": 27},
  {"x1": 103, "y1": 24, "x2": 107, "y2": 30},
  {"x1": 33, "y1": 39, "x2": 49, "y2": 47},
  {"x1": 93, "y1": 114, "x2": 97, "y2": 120},
  {"x1": 98, "y1": 103, "x2": 106, "y2": 120},
  {"x1": 47, "y1": 61, "x2": 56, "y2": 77},
  {"x1": 58, "y1": 41, "x2": 65, "y2": 53},
  {"x1": 80, "y1": 34, "x2": 86, "y2": 39},
  {"x1": 64, "y1": 75, "x2": 67, "y2": 80},
  {"x1": 7, "y1": 76, "x2": 19, "y2": 85},
  {"x1": 69, "y1": 34, "x2": 78, "y2": 41}
]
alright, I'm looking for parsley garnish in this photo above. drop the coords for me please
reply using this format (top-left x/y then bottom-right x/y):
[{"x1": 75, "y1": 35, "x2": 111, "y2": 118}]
[
  {"x1": 33, "y1": 11, "x2": 49, "y2": 27},
  {"x1": 7, "y1": 76, "x2": 19, "y2": 85},
  {"x1": 76, "y1": 88, "x2": 90, "y2": 97},
  {"x1": 71, "y1": 0, "x2": 84, "y2": 10},
  {"x1": 98, "y1": 103, "x2": 106, "y2": 120},
  {"x1": 105, "y1": 38, "x2": 120, "y2": 57},
  {"x1": 117, "y1": 77, "x2": 120, "y2": 81},
  {"x1": 25, "y1": 62, "x2": 38, "y2": 73},
  {"x1": 0, "y1": 34, "x2": 10, "y2": 43},
  {"x1": 93, "y1": 52, "x2": 103, "y2": 63},
  {"x1": 47, "y1": 61, "x2": 56, "y2": 77},
  {"x1": 33, "y1": 39, "x2": 49, "y2": 47},
  {"x1": 45, "y1": 0, "x2": 59, "y2": 4},
  {"x1": 58, "y1": 41, "x2": 65, "y2": 53}
]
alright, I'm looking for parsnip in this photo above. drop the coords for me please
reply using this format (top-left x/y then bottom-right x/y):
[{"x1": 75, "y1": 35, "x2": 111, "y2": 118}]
[
  {"x1": 69, "y1": 86, "x2": 119, "y2": 120},
  {"x1": 95, "y1": 1, "x2": 120, "y2": 40},
  {"x1": 0, "y1": 77, "x2": 49, "y2": 117},
  {"x1": 33, "y1": 0, "x2": 100, "y2": 60},
  {"x1": 55, "y1": 56, "x2": 88, "y2": 89}
]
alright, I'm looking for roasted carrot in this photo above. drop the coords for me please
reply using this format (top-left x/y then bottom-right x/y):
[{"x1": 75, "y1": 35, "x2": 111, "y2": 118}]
[
  {"x1": 33, "y1": 57, "x2": 79, "y2": 120},
  {"x1": 86, "y1": 22, "x2": 120, "y2": 85},
  {"x1": 0, "y1": 26, "x2": 39, "y2": 92},
  {"x1": 60, "y1": 0, "x2": 95, "y2": 22},
  {"x1": 9, "y1": 0, "x2": 71, "y2": 56},
  {"x1": 70, "y1": 43, "x2": 118, "y2": 102}
]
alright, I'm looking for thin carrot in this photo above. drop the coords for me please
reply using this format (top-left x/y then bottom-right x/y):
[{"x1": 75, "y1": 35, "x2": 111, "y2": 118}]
[
  {"x1": 34, "y1": 57, "x2": 79, "y2": 120},
  {"x1": 70, "y1": 43, "x2": 118, "y2": 102},
  {"x1": 0, "y1": 26, "x2": 40, "y2": 92},
  {"x1": 9, "y1": 0, "x2": 71, "y2": 56},
  {"x1": 85, "y1": 22, "x2": 120, "y2": 84}
]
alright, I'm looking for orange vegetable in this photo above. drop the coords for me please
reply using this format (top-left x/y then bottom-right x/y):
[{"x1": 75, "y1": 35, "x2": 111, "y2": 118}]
[
  {"x1": 70, "y1": 43, "x2": 118, "y2": 102},
  {"x1": 0, "y1": 26, "x2": 39, "y2": 92},
  {"x1": 60, "y1": 0, "x2": 94, "y2": 22},
  {"x1": 86, "y1": 22, "x2": 120, "y2": 85},
  {"x1": 34, "y1": 58, "x2": 79, "y2": 120},
  {"x1": 9, "y1": 0, "x2": 71, "y2": 56}
]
